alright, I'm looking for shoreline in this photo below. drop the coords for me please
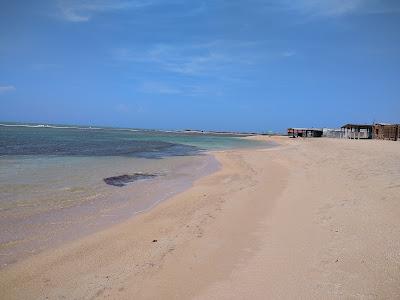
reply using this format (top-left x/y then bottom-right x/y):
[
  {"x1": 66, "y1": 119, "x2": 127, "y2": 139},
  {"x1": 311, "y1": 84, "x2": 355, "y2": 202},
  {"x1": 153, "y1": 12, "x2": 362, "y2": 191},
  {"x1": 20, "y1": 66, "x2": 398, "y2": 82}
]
[
  {"x1": 0, "y1": 153, "x2": 221, "y2": 268},
  {"x1": 1, "y1": 137, "x2": 400, "y2": 299}
]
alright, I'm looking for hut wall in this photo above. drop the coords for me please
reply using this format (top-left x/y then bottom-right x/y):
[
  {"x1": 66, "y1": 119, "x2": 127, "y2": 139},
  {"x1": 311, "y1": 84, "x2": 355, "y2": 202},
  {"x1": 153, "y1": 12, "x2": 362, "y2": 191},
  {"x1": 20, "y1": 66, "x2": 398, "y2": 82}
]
[
  {"x1": 373, "y1": 124, "x2": 384, "y2": 139},
  {"x1": 398, "y1": 126, "x2": 400, "y2": 141},
  {"x1": 342, "y1": 125, "x2": 373, "y2": 139},
  {"x1": 323, "y1": 129, "x2": 342, "y2": 138},
  {"x1": 287, "y1": 128, "x2": 323, "y2": 138},
  {"x1": 373, "y1": 124, "x2": 399, "y2": 141}
]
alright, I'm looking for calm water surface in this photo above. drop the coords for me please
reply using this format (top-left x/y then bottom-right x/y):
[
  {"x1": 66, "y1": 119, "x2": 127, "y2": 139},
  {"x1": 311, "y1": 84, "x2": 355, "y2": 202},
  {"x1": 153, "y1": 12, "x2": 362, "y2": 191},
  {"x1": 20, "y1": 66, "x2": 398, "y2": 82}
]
[{"x1": 0, "y1": 123, "x2": 272, "y2": 267}]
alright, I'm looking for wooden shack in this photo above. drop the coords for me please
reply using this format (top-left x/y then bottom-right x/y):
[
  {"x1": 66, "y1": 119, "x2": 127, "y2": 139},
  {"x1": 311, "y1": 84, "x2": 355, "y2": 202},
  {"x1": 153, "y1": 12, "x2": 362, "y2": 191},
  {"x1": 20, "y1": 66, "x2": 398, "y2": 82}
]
[
  {"x1": 323, "y1": 128, "x2": 343, "y2": 138},
  {"x1": 341, "y1": 124, "x2": 372, "y2": 139},
  {"x1": 287, "y1": 128, "x2": 323, "y2": 138},
  {"x1": 373, "y1": 123, "x2": 399, "y2": 141}
]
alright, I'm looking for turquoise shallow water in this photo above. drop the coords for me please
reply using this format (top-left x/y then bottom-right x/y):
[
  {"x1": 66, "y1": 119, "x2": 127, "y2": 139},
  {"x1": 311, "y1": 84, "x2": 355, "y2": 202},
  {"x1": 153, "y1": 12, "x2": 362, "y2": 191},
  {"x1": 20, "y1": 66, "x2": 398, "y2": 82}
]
[
  {"x1": 0, "y1": 122, "x2": 269, "y2": 215},
  {"x1": 0, "y1": 122, "x2": 265, "y2": 156},
  {"x1": 0, "y1": 122, "x2": 273, "y2": 267}
]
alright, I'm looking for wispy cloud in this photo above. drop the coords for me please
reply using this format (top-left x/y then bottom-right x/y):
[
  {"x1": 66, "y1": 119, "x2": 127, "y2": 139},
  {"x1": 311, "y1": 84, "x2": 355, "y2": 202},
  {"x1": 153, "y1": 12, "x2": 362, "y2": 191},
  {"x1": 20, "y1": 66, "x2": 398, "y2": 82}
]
[
  {"x1": 58, "y1": 0, "x2": 152, "y2": 22},
  {"x1": 112, "y1": 40, "x2": 300, "y2": 98},
  {"x1": 0, "y1": 85, "x2": 16, "y2": 94},
  {"x1": 56, "y1": 0, "x2": 400, "y2": 23},
  {"x1": 113, "y1": 44, "x2": 229, "y2": 75},
  {"x1": 282, "y1": 0, "x2": 400, "y2": 17},
  {"x1": 137, "y1": 80, "x2": 218, "y2": 96},
  {"x1": 112, "y1": 41, "x2": 258, "y2": 76},
  {"x1": 286, "y1": 0, "x2": 363, "y2": 16}
]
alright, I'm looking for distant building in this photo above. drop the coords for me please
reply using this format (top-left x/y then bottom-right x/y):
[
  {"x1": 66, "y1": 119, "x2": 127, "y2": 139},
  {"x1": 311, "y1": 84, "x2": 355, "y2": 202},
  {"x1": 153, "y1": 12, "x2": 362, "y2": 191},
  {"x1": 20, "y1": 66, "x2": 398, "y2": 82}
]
[
  {"x1": 373, "y1": 123, "x2": 399, "y2": 141},
  {"x1": 288, "y1": 123, "x2": 399, "y2": 141},
  {"x1": 323, "y1": 128, "x2": 343, "y2": 138},
  {"x1": 341, "y1": 124, "x2": 373, "y2": 139},
  {"x1": 287, "y1": 128, "x2": 323, "y2": 138}
]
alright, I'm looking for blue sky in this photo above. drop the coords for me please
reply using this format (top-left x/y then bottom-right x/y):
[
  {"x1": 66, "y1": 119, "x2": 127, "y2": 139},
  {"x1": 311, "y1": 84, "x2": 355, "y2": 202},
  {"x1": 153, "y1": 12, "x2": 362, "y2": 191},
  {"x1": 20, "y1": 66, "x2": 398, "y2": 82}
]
[{"x1": 0, "y1": 0, "x2": 399, "y2": 132}]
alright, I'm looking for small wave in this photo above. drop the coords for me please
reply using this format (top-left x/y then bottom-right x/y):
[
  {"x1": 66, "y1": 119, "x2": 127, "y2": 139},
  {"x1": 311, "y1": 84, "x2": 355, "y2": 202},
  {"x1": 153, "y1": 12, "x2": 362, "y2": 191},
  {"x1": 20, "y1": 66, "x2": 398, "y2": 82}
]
[
  {"x1": 0, "y1": 123, "x2": 48, "y2": 128},
  {"x1": 0, "y1": 123, "x2": 103, "y2": 130}
]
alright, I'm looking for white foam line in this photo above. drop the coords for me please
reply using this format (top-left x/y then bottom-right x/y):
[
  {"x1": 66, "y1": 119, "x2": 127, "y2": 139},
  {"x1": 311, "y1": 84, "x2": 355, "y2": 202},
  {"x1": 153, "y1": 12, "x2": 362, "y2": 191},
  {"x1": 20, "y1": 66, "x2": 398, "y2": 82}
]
[{"x1": 0, "y1": 123, "x2": 103, "y2": 130}]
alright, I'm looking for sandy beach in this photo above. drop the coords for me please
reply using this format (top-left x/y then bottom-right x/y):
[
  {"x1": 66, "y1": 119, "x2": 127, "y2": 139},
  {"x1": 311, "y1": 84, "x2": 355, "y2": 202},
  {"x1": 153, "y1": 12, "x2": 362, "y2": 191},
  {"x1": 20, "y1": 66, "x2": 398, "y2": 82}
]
[{"x1": 1, "y1": 136, "x2": 400, "y2": 299}]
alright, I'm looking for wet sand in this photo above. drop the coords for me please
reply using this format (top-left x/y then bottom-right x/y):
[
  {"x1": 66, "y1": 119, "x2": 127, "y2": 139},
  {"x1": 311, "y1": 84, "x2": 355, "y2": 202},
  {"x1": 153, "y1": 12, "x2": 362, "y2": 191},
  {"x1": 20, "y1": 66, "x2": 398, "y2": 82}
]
[
  {"x1": 1, "y1": 137, "x2": 400, "y2": 299},
  {"x1": 0, "y1": 154, "x2": 219, "y2": 268}
]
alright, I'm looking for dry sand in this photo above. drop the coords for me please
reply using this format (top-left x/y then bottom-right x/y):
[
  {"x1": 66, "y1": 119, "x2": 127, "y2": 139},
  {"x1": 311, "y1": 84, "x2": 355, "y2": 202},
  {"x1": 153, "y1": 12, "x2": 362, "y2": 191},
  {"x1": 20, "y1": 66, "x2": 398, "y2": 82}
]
[{"x1": 1, "y1": 137, "x2": 400, "y2": 299}]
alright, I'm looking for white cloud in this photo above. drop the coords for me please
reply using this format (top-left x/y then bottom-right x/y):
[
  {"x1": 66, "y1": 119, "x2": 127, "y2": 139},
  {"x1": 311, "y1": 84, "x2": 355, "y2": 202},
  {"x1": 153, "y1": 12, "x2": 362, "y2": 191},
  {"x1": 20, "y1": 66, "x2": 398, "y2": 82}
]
[
  {"x1": 282, "y1": 0, "x2": 400, "y2": 17},
  {"x1": 112, "y1": 41, "x2": 256, "y2": 76},
  {"x1": 58, "y1": 0, "x2": 152, "y2": 22},
  {"x1": 137, "y1": 81, "x2": 217, "y2": 96},
  {"x1": 289, "y1": 0, "x2": 363, "y2": 16},
  {"x1": 113, "y1": 44, "x2": 227, "y2": 75},
  {"x1": 0, "y1": 85, "x2": 16, "y2": 94},
  {"x1": 56, "y1": 0, "x2": 400, "y2": 22},
  {"x1": 112, "y1": 41, "x2": 279, "y2": 96}
]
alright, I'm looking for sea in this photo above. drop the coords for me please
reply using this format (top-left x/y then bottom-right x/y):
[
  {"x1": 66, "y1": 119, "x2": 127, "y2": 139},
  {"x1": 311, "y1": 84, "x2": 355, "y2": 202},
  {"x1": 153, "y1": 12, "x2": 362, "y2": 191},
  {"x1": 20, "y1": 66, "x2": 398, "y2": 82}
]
[{"x1": 0, "y1": 122, "x2": 272, "y2": 267}]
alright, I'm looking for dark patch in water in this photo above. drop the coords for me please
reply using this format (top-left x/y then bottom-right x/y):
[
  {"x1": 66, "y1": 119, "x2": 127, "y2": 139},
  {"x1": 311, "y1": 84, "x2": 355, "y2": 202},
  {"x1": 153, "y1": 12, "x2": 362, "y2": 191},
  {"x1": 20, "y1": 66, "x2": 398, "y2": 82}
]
[{"x1": 103, "y1": 173, "x2": 157, "y2": 187}]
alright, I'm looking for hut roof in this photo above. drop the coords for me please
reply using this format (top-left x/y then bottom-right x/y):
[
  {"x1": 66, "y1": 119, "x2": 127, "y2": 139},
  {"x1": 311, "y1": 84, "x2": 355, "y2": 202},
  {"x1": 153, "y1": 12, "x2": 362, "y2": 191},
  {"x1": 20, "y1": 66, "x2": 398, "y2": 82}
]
[
  {"x1": 288, "y1": 128, "x2": 323, "y2": 131},
  {"x1": 374, "y1": 122, "x2": 395, "y2": 126},
  {"x1": 341, "y1": 124, "x2": 372, "y2": 129}
]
